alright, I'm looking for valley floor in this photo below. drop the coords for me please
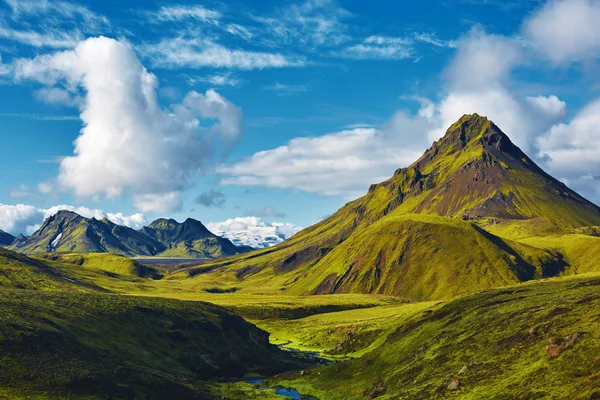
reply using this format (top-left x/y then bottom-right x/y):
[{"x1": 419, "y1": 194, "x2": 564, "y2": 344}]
[{"x1": 2, "y1": 250, "x2": 600, "y2": 399}]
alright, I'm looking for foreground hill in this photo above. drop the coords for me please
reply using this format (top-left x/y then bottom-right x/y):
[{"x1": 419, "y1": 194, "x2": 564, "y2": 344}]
[
  {"x1": 275, "y1": 273, "x2": 600, "y2": 399},
  {"x1": 9, "y1": 211, "x2": 248, "y2": 258},
  {"x1": 0, "y1": 247, "x2": 105, "y2": 291},
  {"x1": 173, "y1": 114, "x2": 600, "y2": 300},
  {"x1": 0, "y1": 290, "x2": 306, "y2": 399}
]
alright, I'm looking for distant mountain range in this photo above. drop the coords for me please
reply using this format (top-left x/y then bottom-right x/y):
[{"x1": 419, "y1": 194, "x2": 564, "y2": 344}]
[
  {"x1": 183, "y1": 114, "x2": 600, "y2": 300},
  {"x1": 6, "y1": 210, "x2": 251, "y2": 258}
]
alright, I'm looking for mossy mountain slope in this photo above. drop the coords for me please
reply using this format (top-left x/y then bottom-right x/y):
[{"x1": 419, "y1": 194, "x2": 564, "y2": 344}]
[
  {"x1": 142, "y1": 218, "x2": 244, "y2": 258},
  {"x1": 0, "y1": 229, "x2": 15, "y2": 246},
  {"x1": 9, "y1": 211, "x2": 246, "y2": 258},
  {"x1": 178, "y1": 114, "x2": 600, "y2": 300}
]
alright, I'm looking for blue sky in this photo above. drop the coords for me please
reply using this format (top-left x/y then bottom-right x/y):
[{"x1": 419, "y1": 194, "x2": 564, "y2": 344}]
[{"x1": 1, "y1": 0, "x2": 600, "y2": 238}]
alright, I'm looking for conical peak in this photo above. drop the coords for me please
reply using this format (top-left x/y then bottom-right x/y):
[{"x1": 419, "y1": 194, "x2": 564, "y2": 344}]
[{"x1": 442, "y1": 113, "x2": 503, "y2": 148}]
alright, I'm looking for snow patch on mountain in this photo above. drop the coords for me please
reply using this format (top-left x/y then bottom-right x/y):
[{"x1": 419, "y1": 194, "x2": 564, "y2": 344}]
[
  {"x1": 206, "y1": 217, "x2": 302, "y2": 249},
  {"x1": 50, "y1": 232, "x2": 63, "y2": 251}
]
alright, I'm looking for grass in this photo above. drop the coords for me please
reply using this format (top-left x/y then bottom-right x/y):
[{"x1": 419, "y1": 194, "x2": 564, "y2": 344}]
[
  {"x1": 0, "y1": 289, "x2": 307, "y2": 400},
  {"x1": 173, "y1": 214, "x2": 562, "y2": 301},
  {"x1": 273, "y1": 273, "x2": 600, "y2": 399},
  {"x1": 254, "y1": 301, "x2": 437, "y2": 359}
]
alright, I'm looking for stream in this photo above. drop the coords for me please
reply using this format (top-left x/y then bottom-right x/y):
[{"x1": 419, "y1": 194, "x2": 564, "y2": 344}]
[
  {"x1": 226, "y1": 347, "x2": 331, "y2": 399},
  {"x1": 239, "y1": 378, "x2": 319, "y2": 400}
]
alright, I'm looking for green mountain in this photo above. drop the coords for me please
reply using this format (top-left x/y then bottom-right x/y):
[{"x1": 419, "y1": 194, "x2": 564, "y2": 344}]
[
  {"x1": 9, "y1": 210, "x2": 164, "y2": 256},
  {"x1": 178, "y1": 114, "x2": 600, "y2": 300},
  {"x1": 8, "y1": 211, "x2": 247, "y2": 258},
  {"x1": 0, "y1": 229, "x2": 14, "y2": 246},
  {"x1": 141, "y1": 218, "x2": 244, "y2": 258}
]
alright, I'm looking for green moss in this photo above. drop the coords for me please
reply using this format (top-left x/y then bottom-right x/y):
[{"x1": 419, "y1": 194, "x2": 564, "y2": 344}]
[{"x1": 275, "y1": 274, "x2": 600, "y2": 399}]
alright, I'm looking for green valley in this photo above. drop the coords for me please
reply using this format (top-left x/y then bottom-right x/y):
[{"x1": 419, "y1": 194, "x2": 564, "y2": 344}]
[{"x1": 2, "y1": 115, "x2": 600, "y2": 399}]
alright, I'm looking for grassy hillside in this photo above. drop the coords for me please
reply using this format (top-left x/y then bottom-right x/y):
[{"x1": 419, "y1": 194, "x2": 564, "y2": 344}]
[
  {"x1": 166, "y1": 114, "x2": 600, "y2": 301},
  {"x1": 38, "y1": 252, "x2": 165, "y2": 280},
  {"x1": 174, "y1": 214, "x2": 563, "y2": 300},
  {"x1": 254, "y1": 301, "x2": 436, "y2": 359},
  {"x1": 274, "y1": 273, "x2": 600, "y2": 399},
  {"x1": 0, "y1": 290, "x2": 307, "y2": 400},
  {"x1": 0, "y1": 248, "x2": 105, "y2": 292}
]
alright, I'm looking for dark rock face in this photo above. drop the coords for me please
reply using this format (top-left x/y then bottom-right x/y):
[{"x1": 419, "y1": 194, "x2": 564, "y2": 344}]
[{"x1": 0, "y1": 230, "x2": 15, "y2": 246}]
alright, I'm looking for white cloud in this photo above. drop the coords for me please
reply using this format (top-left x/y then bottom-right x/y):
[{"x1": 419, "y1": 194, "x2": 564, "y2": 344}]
[
  {"x1": 133, "y1": 192, "x2": 183, "y2": 213},
  {"x1": 220, "y1": 111, "x2": 431, "y2": 198},
  {"x1": 412, "y1": 32, "x2": 458, "y2": 49},
  {"x1": 254, "y1": 0, "x2": 351, "y2": 49},
  {"x1": 9, "y1": 185, "x2": 34, "y2": 198},
  {"x1": 524, "y1": 0, "x2": 600, "y2": 63},
  {"x1": 445, "y1": 27, "x2": 521, "y2": 91},
  {"x1": 264, "y1": 82, "x2": 309, "y2": 95},
  {"x1": 225, "y1": 24, "x2": 254, "y2": 40},
  {"x1": 337, "y1": 32, "x2": 456, "y2": 61},
  {"x1": 4, "y1": 0, "x2": 109, "y2": 29},
  {"x1": 0, "y1": 25, "x2": 80, "y2": 48},
  {"x1": 206, "y1": 216, "x2": 303, "y2": 248},
  {"x1": 37, "y1": 182, "x2": 54, "y2": 194},
  {"x1": 15, "y1": 37, "x2": 243, "y2": 212},
  {"x1": 219, "y1": 26, "x2": 570, "y2": 198},
  {"x1": 0, "y1": 204, "x2": 40, "y2": 235},
  {"x1": 0, "y1": 0, "x2": 109, "y2": 49},
  {"x1": 426, "y1": 27, "x2": 567, "y2": 152},
  {"x1": 0, "y1": 203, "x2": 146, "y2": 235},
  {"x1": 142, "y1": 37, "x2": 306, "y2": 70},
  {"x1": 338, "y1": 36, "x2": 414, "y2": 60},
  {"x1": 151, "y1": 5, "x2": 221, "y2": 24},
  {"x1": 105, "y1": 212, "x2": 147, "y2": 229},
  {"x1": 537, "y1": 98, "x2": 600, "y2": 199},
  {"x1": 33, "y1": 87, "x2": 82, "y2": 107},
  {"x1": 190, "y1": 72, "x2": 240, "y2": 87}
]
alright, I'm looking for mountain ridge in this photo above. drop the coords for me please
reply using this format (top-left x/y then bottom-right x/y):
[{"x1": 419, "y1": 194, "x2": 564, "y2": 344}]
[{"x1": 8, "y1": 210, "x2": 248, "y2": 258}]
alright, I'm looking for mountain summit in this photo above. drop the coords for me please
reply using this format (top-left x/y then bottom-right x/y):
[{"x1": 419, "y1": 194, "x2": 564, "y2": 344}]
[
  {"x1": 182, "y1": 114, "x2": 600, "y2": 300},
  {"x1": 365, "y1": 113, "x2": 600, "y2": 225}
]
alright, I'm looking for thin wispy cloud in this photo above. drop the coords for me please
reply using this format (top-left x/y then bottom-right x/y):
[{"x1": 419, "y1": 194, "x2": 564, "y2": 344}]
[
  {"x1": 338, "y1": 36, "x2": 414, "y2": 60},
  {"x1": 253, "y1": 0, "x2": 352, "y2": 49},
  {"x1": 0, "y1": 113, "x2": 79, "y2": 121},
  {"x1": 149, "y1": 5, "x2": 221, "y2": 25},
  {"x1": 189, "y1": 72, "x2": 241, "y2": 87},
  {"x1": 141, "y1": 37, "x2": 307, "y2": 70},
  {"x1": 264, "y1": 82, "x2": 309, "y2": 95},
  {"x1": 4, "y1": 0, "x2": 109, "y2": 29}
]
